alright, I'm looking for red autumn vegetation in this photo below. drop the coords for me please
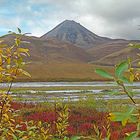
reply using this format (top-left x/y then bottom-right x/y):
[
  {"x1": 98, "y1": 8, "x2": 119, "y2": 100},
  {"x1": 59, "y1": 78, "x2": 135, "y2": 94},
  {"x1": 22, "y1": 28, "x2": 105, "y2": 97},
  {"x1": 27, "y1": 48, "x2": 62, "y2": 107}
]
[{"x1": 11, "y1": 102, "x2": 137, "y2": 139}]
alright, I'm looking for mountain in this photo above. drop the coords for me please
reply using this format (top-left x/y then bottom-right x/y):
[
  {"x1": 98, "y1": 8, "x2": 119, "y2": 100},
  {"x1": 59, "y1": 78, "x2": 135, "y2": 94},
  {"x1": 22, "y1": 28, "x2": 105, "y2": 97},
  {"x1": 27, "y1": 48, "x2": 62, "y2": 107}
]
[
  {"x1": 41, "y1": 20, "x2": 111, "y2": 49},
  {"x1": 87, "y1": 39, "x2": 140, "y2": 65},
  {"x1": 1, "y1": 20, "x2": 140, "y2": 81},
  {"x1": 1, "y1": 34, "x2": 97, "y2": 81},
  {"x1": 1, "y1": 34, "x2": 92, "y2": 63},
  {"x1": 41, "y1": 20, "x2": 139, "y2": 65}
]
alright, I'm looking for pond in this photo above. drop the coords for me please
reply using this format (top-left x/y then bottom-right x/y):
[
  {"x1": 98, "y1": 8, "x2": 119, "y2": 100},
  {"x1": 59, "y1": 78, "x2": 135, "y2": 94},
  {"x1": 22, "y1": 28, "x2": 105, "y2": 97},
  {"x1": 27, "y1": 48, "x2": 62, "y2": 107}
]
[
  {"x1": 0, "y1": 81, "x2": 140, "y2": 88},
  {"x1": 1, "y1": 82, "x2": 140, "y2": 102}
]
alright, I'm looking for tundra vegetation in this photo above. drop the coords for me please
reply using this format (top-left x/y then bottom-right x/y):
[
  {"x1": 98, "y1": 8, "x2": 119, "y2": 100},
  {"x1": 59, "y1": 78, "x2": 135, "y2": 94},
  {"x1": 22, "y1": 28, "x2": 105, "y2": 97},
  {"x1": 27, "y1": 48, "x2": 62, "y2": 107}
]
[{"x1": 0, "y1": 30, "x2": 140, "y2": 140}]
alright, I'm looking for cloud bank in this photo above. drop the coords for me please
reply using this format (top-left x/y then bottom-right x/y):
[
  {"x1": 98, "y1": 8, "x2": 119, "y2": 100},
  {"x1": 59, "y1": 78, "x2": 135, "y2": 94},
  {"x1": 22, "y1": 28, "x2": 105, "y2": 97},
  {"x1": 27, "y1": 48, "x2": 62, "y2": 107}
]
[{"x1": 0, "y1": 0, "x2": 140, "y2": 39}]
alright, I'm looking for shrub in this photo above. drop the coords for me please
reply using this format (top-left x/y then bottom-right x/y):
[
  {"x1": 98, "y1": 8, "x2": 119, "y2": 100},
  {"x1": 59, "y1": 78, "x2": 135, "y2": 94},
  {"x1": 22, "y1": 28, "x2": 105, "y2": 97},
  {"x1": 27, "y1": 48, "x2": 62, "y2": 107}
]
[{"x1": 95, "y1": 43, "x2": 140, "y2": 139}]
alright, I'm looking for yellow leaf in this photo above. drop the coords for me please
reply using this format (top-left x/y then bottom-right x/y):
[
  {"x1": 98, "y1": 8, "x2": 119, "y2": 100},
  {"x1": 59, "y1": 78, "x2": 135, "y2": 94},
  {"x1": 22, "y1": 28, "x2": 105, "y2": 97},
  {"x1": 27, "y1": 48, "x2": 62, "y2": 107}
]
[
  {"x1": 0, "y1": 40, "x2": 4, "y2": 43},
  {"x1": 20, "y1": 69, "x2": 31, "y2": 77},
  {"x1": 22, "y1": 136, "x2": 28, "y2": 139},
  {"x1": 0, "y1": 56, "x2": 2, "y2": 65},
  {"x1": 129, "y1": 73, "x2": 135, "y2": 82},
  {"x1": 3, "y1": 113, "x2": 9, "y2": 120},
  {"x1": 0, "y1": 66, "x2": 5, "y2": 71},
  {"x1": 38, "y1": 121, "x2": 42, "y2": 127},
  {"x1": 122, "y1": 119, "x2": 127, "y2": 126},
  {"x1": 7, "y1": 57, "x2": 11, "y2": 64},
  {"x1": 108, "y1": 113, "x2": 116, "y2": 121},
  {"x1": 15, "y1": 38, "x2": 21, "y2": 46},
  {"x1": 135, "y1": 72, "x2": 140, "y2": 80},
  {"x1": 10, "y1": 127, "x2": 15, "y2": 133},
  {"x1": 17, "y1": 48, "x2": 30, "y2": 56}
]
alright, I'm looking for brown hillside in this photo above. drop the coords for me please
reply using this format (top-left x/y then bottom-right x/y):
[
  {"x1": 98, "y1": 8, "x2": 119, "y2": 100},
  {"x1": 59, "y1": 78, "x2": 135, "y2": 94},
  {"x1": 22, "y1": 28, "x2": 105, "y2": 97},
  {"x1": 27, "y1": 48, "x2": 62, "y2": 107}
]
[
  {"x1": 88, "y1": 40, "x2": 140, "y2": 65},
  {"x1": 1, "y1": 20, "x2": 140, "y2": 81}
]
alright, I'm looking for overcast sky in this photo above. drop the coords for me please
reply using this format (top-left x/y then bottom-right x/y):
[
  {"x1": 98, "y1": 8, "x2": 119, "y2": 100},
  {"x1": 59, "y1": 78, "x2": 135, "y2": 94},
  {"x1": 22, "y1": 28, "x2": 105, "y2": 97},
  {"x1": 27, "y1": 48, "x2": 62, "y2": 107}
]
[{"x1": 0, "y1": 0, "x2": 140, "y2": 39}]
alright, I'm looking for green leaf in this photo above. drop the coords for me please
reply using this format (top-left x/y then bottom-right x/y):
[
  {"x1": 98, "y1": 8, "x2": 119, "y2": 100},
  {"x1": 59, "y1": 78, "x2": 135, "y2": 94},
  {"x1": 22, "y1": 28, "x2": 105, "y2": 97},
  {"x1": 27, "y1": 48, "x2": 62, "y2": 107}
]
[
  {"x1": 71, "y1": 136, "x2": 81, "y2": 140},
  {"x1": 17, "y1": 28, "x2": 21, "y2": 34},
  {"x1": 109, "y1": 107, "x2": 137, "y2": 126},
  {"x1": 120, "y1": 76, "x2": 130, "y2": 83},
  {"x1": 125, "y1": 131, "x2": 138, "y2": 140},
  {"x1": 115, "y1": 61, "x2": 129, "y2": 78},
  {"x1": 8, "y1": 31, "x2": 14, "y2": 34},
  {"x1": 63, "y1": 137, "x2": 70, "y2": 140},
  {"x1": 12, "y1": 134, "x2": 18, "y2": 140},
  {"x1": 95, "y1": 69, "x2": 113, "y2": 79}
]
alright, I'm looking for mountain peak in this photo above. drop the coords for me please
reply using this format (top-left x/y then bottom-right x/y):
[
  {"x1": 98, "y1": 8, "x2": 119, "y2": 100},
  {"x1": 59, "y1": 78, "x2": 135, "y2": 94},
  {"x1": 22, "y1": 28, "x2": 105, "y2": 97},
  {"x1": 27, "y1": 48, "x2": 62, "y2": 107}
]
[
  {"x1": 56, "y1": 20, "x2": 81, "y2": 30},
  {"x1": 41, "y1": 20, "x2": 111, "y2": 48},
  {"x1": 63, "y1": 19, "x2": 76, "y2": 23}
]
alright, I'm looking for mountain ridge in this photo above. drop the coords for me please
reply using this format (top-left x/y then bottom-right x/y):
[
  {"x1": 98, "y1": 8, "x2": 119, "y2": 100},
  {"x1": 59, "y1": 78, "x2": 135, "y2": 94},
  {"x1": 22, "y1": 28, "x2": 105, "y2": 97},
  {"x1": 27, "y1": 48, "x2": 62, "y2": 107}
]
[{"x1": 41, "y1": 20, "x2": 112, "y2": 49}]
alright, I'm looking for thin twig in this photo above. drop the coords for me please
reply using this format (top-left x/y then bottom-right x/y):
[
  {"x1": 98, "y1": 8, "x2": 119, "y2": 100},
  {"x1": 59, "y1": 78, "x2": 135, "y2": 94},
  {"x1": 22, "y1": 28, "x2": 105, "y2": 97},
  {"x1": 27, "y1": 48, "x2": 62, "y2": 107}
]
[
  {"x1": 119, "y1": 83, "x2": 136, "y2": 105},
  {"x1": 0, "y1": 66, "x2": 19, "y2": 123}
]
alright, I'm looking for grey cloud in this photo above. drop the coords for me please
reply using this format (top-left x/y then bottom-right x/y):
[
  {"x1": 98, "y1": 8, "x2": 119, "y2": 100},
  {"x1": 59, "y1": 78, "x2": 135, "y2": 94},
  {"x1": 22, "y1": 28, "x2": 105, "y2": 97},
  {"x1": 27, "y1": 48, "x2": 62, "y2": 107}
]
[
  {"x1": 1, "y1": 0, "x2": 140, "y2": 39},
  {"x1": 37, "y1": 0, "x2": 140, "y2": 39}
]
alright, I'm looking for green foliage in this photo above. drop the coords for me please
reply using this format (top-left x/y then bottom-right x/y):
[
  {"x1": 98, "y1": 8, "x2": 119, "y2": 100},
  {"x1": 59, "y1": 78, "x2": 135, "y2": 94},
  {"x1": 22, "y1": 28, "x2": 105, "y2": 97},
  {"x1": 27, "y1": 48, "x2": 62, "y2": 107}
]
[
  {"x1": 95, "y1": 43, "x2": 140, "y2": 139},
  {"x1": 109, "y1": 107, "x2": 136, "y2": 126},
  {"x1": 1, "y1": 29, "x2": 140, "y2": 139},
  {"x1": 115, "y1": 61, "x2": 129, "y2": 78},
  {"x1": 125, "y1": 132, "x2": 138, "y2": 140},
  {"x1": 95, "y1": 69, "x2": 114, "y2": 79},
  {"x1": 70, "y1": 136, "x2": 81, "y2": 140}
]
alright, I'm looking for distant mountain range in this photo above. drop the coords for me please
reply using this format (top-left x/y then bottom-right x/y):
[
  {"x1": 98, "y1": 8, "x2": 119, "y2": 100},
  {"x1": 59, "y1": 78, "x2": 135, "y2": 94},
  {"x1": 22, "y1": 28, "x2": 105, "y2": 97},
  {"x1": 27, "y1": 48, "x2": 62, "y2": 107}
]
[{"x1": 1, "y1": 20, "x2": 140, "y2": 81}]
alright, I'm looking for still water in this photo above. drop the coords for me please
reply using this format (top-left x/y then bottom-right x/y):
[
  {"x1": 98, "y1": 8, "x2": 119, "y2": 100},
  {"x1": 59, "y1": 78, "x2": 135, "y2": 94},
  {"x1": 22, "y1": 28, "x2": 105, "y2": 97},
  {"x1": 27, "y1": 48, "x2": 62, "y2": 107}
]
[
  {"x1": 0, "y1": 81, "x2": 140, "y2": 88},
  {"x1": 1, "y1": 82, "x2": 139, "y2": 102}
]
